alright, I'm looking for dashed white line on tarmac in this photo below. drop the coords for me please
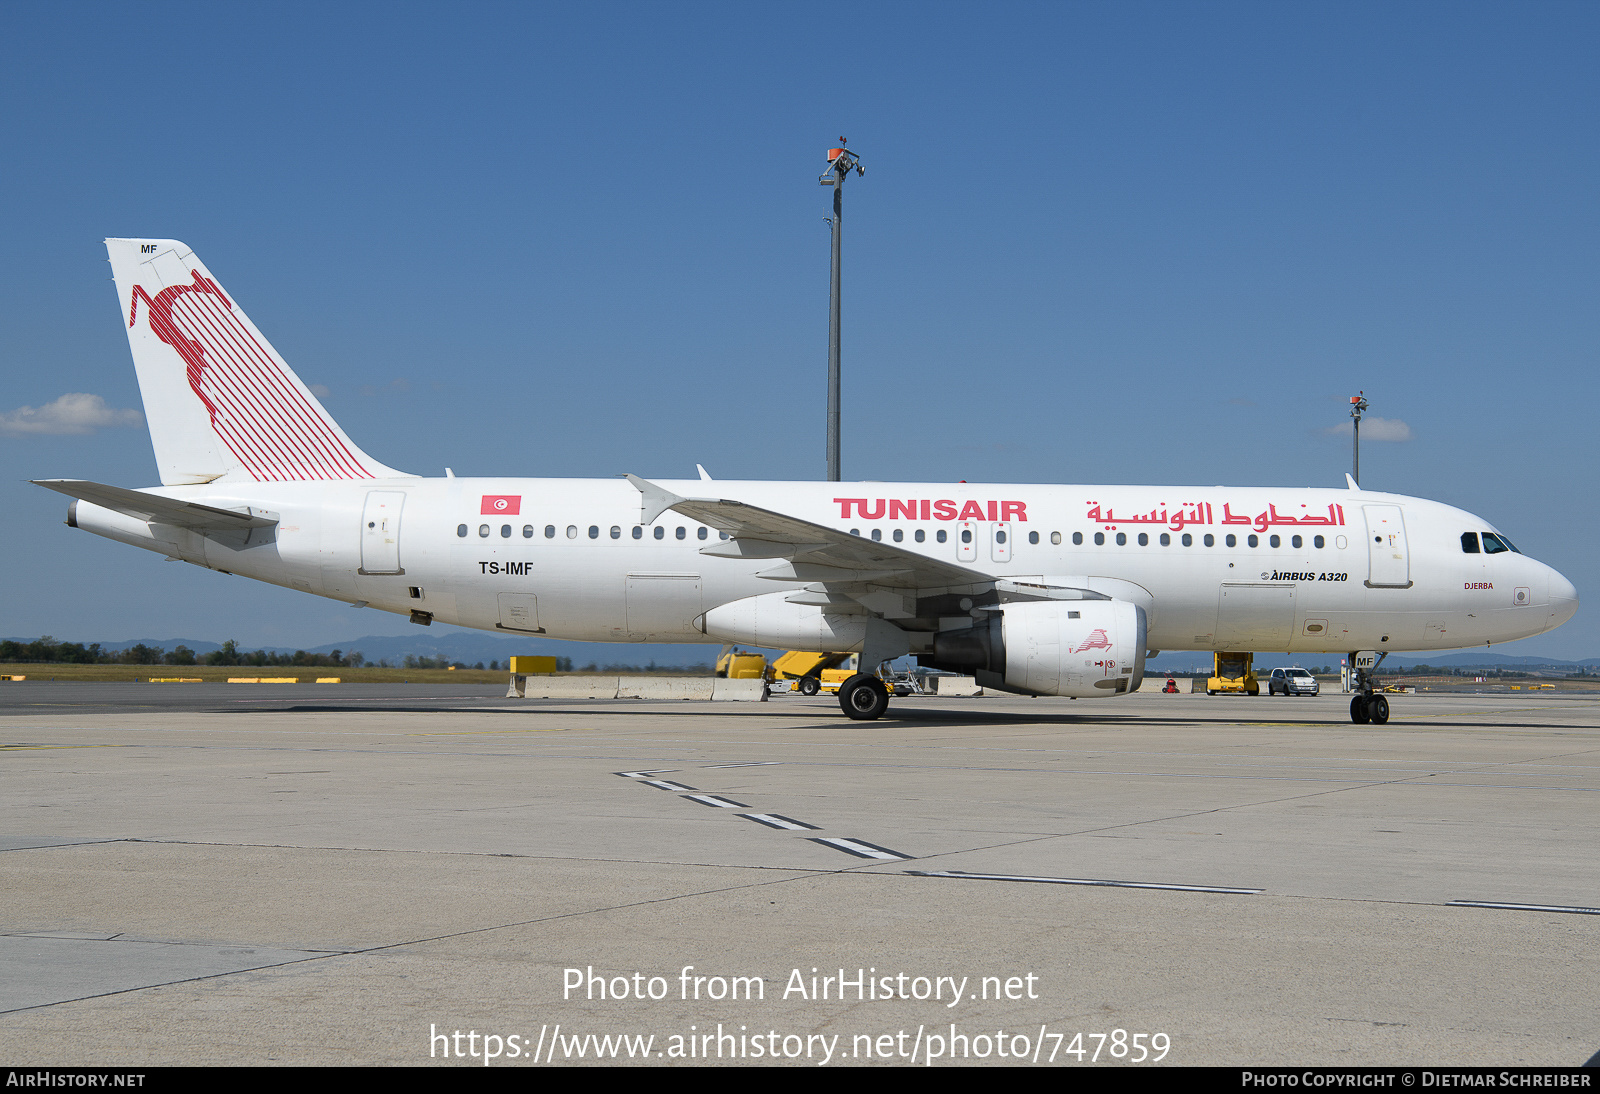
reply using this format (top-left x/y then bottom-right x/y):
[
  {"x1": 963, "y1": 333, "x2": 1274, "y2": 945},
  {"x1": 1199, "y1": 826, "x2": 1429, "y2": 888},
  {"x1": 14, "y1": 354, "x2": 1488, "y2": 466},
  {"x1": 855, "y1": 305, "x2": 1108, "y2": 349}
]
[
  {"x1": 683, "y1": 794, "x2": 749, "y2": 809},
  {"x1": 614, "y1": 769, "x2": 676, "y2": 779},
  {"x1": 704, "y1": 761, "x2": 780, "y2": 769},
  {"x1": 740, "y1": 813, "x2": 820, "y2": 831},
  {"x1": 811, "y1": 837, "x2": 913, "y2": 861},
  {"x1": 1448, "y1": 900, "x2": 1600, "y2": 915},
  {"x1": 638, "y1": 779, "x2": 698, "y2": 792},
  {"x1": 907, "y1": 870, "x2": 1261, "y2": 894}
]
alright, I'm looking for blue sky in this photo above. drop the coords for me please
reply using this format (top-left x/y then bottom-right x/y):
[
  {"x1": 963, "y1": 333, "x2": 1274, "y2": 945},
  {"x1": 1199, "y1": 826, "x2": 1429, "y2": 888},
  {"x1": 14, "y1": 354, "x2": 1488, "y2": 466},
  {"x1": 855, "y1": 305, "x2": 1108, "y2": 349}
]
[{"x1": 3, "y1": 2, "x2": 1596, "y2": 658}]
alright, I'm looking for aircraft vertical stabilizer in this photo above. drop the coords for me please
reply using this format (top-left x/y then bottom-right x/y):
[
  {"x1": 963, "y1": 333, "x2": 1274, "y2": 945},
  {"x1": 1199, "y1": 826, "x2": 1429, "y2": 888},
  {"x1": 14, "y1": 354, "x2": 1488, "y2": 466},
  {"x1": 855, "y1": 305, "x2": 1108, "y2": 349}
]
[{"x1": 105, "y1": 238, "x2": 408, "y2": 485}]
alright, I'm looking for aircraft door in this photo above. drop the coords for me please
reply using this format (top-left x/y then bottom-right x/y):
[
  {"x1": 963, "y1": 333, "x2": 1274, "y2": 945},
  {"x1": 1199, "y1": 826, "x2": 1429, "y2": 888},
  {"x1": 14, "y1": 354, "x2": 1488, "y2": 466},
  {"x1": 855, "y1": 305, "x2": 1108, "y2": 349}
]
[
  {"x1": 991, "y1": 522, "x2": 1012, "y2": 563},
  {"x1": 359, "y1": 491, "x2": 405, "y2": 574},
  {"x1": 1363, "y1": 505, "x2": 1411, "y2": 588},
  {"x1": 497, "y1": 593, "x2": 541, "y2": 633},
  {"x1": 957, "y1": 521, "x2": 977, "y2": 562}
]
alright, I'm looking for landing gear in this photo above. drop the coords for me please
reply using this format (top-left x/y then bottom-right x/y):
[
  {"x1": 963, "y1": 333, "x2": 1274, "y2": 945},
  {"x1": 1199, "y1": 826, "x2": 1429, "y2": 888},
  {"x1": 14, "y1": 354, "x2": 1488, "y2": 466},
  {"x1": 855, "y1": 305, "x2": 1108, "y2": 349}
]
[
  {"x1": 1347, "y1": 651, "x2": 1391, "y2": 725},
  {"x1": 798, "y1": 675, "x2": 821, "y2": 696},
  {"x1": 838, "y1": 673, "x2": 889, "y2": 720}
]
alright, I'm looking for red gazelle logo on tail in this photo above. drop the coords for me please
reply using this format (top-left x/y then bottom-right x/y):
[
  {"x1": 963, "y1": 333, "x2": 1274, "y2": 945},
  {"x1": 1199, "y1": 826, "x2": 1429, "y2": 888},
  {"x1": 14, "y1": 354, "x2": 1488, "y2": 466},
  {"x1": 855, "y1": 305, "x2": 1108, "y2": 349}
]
[{"x1": 129, "y1": 270, "x2": 372, "y2": 481}]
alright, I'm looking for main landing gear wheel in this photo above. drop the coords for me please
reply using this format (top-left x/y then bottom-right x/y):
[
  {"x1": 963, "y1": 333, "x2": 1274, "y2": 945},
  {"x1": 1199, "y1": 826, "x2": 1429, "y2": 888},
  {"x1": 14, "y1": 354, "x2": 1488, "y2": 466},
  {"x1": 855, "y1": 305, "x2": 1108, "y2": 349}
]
[
  {"x1": 838, "y1": 674, "x2": 889, "y2": 721},
  {"x1": 1351, "y1": 695, "x2": 1370, "y2": 724},
  {"x1": 798, "y1": 675, "x2": 821, "y2": 696}
]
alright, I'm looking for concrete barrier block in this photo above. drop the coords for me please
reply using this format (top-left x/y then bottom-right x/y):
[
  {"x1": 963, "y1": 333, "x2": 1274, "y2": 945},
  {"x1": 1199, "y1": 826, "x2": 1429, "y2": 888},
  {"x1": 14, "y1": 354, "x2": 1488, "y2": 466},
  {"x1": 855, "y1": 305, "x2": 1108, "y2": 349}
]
[
  {"x1": 518, "y1": 676, "x2": 621, "y2": 699},
  {"x1": 618, "y1": 677, "x2": 716, "y2": 700},
  {"x1": 711, "y1": 678, "x2": 768, "y2": 702},
  {"x1": 931, "y1": 675, "x2": 982, "y2": 696}
]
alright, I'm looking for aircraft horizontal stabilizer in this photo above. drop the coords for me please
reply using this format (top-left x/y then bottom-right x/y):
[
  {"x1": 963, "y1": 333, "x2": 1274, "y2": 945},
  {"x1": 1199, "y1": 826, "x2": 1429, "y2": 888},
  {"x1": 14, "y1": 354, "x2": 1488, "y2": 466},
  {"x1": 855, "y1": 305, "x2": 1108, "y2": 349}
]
[{"x1": 32, "y1": 480, "x2": 277, "y2": 531}]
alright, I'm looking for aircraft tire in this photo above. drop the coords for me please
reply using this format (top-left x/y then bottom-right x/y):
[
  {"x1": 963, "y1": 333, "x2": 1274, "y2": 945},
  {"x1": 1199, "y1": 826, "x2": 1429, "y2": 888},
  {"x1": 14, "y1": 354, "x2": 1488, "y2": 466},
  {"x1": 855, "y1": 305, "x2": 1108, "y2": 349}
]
[
  {"x1": 1350, "y1": 695, "x2": 1371, "y2": 724},
  {"x1": 839, "y1": 674, "x2": 889, "y2": 720},
  {"x1": 1370, "y1": 695, "x2": 1390, "y2": 724},
  {"x1": 798, "y1": 676, "x2": 821, "y2": 696}
]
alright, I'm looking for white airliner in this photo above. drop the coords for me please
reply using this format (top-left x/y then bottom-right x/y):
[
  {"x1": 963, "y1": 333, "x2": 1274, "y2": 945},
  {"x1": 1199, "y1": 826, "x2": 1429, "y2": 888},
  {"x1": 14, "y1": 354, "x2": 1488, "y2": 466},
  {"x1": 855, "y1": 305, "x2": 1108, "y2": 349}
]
[{"x1": 36, "y1": 239, "x2": 1578, "y2": 723}]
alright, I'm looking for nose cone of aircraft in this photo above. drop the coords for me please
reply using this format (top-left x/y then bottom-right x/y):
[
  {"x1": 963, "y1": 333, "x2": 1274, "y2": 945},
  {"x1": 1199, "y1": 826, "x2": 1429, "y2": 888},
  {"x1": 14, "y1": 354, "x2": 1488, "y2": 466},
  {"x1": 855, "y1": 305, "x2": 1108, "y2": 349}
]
[{"x1": 1548, "y1": 567, "x2": 1579, "y2": 632}]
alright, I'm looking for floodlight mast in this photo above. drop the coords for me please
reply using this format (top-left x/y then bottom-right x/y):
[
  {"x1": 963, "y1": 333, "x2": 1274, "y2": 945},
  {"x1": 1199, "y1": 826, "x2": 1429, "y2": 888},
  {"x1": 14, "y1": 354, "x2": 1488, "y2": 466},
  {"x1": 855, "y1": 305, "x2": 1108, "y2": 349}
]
[
  {"x1": 821, "y1": 138, "x2": 863, "y2": 482},
  {"x1": 1350, "y1": 391, "x2": 1369, "y2": 485}
]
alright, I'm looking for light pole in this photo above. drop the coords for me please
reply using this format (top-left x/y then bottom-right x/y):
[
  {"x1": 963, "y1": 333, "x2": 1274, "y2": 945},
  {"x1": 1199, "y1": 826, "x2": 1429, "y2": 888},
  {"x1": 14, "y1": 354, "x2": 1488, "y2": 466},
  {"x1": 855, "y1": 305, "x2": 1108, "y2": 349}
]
[
  {"x1": 1349, "y1": 391, "x2": 1368, "y2": 486},
  {"x1": 821, "y1": 137, "x2": 863, "y2": 482}
]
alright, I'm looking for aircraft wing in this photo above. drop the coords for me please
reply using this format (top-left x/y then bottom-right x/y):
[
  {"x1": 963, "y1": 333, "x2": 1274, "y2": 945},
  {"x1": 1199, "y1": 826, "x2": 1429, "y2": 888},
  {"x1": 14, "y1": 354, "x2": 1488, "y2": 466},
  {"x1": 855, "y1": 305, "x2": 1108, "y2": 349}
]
[
  {"x1": 32, "y1": 480, "x2": 278, "y2": 532},
  {"x1": 626, "y1": 474, "x2": 990, "y2": 592}
]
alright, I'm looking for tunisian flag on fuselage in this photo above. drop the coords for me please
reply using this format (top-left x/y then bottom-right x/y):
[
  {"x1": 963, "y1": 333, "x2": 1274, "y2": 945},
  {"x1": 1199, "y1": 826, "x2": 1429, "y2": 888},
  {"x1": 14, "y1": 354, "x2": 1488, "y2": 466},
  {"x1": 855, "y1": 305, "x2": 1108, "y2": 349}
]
[{"x1": 481, "y1": 495, "x2": 521, "y2": 515}]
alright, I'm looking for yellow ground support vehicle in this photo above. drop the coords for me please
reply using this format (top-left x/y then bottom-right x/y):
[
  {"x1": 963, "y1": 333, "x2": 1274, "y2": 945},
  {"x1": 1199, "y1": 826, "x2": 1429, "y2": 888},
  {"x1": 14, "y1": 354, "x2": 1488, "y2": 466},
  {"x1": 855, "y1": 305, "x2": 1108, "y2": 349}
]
[
  {"x1": 1206, "y1": 651, "x2": 1259, "y2": 695},
  {"x1": 771, "y1": 651, "x2": 852, "y2": 695},
  {"x1": 714, "y1": 647, "x2": 770, "y2": 680}
]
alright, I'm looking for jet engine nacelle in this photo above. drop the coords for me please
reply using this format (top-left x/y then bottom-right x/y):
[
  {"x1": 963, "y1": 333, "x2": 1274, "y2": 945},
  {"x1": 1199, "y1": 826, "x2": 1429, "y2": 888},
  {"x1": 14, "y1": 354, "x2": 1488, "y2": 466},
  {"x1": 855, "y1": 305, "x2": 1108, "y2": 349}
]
[
  {"x1": 924, "y1": 599, "x2": 1147, "y2": 697},
  {"x1": 697, "y1": 591, "x2": 903, "y2": 656}
]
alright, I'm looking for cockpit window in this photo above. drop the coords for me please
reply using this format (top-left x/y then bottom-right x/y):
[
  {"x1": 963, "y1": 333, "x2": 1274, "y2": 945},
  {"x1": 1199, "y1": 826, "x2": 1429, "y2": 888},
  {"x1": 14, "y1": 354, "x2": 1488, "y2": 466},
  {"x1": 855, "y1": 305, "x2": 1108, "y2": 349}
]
[
  {"x1": 1461, "y1": 532, "x2": 1480, "y2": 554},
  {"x1": 1481, "y1": 533, "x2": 1512, "y2": 555}
]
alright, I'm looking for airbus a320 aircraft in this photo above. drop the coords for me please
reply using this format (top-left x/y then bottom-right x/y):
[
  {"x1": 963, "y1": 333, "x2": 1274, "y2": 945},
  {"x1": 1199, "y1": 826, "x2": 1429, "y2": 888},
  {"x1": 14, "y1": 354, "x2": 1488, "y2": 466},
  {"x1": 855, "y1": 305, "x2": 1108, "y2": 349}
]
[{"x1": 36, "y1": 240, "x2": 1578, "y2": 723}]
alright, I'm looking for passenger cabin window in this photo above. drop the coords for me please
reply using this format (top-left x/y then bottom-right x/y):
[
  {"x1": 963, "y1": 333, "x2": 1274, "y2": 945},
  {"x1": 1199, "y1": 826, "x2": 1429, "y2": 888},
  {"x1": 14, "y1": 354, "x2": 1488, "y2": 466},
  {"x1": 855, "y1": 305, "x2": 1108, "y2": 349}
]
[
  {"x1": 697, "y1": 527, "x2": 708, "y2": 540},
  {"x1": 632, "y1": 526, "x2": 643, "y2": 539},
  {"x1": 523, "y1": 525, "x2": 534, "y2": 538},
  {"x1": 1028, "y1": 531, "x2": 1039, "y2": 545},
  {"x1": 1225, "y1": 534, "x2": 1236, "y2": 547},
  {"x1": 915, "y1": 529, "x2": 925, "y2": 543},
  {"x1": 1269, "y1": 534, "x2": 1280, "y2": 548},
  {"x1": 675, "y1": 527, "x2": 686, "y2": 540},
  {"x1": 1136, "y1": 532, "x2": 1148, "y2": 546},
  {"x1": 566, "y1": 525, "x2": 578, "y2": 539},
  {"x1": 893, "y1": 529, "x2": 904, "y2": 542},
  {"x1": 545, "y1": 525, "x2": 556, "y2": 539},
  {"x1": 961, "y1": 529, "x2": 973, "y2": 544},
  {"x1": 1181, "y1": 533, "x2": 1192, "y2": 546},
  {"x1": 478, "y1": 524, "x2": 490, "y2": 538},
  {"x1": 456, "y1": 524, "x2": 468, "y2": 538},
  {"x1": 936, "y1": 530, "x2": 947, "y2": 543},
  {"x1": 1115, "y1": 532, "x2": 1126, "y2": 546},
  {"x1": 1291, "y1": 535, "x2": 1302, "y2": 548},
  {"x1": 654, "y1": 526, "x2": 664, "y2": 540},
  {"x1": 1094, "y1": 532, "x2": 1105, "y2": 545},
  {"x1": 588, "y1": 525, "x2": 599, "y2": 539},
  {"x1": 1461, "y1": 532, "x2": 1480, "y2": 554},
  {"x1": 1160, "y1": 533, "x2": 1170, "y2": 546},
  {"x1": 871, "y1": 529, "x2": 882, "y2": 541},
  {"x1": 1314, "y1": 535, "x2": 1325, "y2": 549},
  {"x1": 1204, "y1": 534, "x2": 1215, "y2": 547},
  {"x1": 1247, "y1": 534, "x2": 1259, "y2": 548},
  {"x1": 501, "y1": 524, "x2": 511, "y2": 538},
  {"x1": 610, "y1": 526, "x2": 621, "y2": 539}
]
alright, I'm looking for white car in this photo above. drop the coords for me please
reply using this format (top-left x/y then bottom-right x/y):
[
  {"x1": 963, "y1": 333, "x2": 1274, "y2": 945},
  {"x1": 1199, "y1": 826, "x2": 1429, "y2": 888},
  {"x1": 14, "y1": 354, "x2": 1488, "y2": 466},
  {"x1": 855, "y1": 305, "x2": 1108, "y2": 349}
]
[{"x1": 1268, "y1": 667, "x2": 1320, "y2": 696}]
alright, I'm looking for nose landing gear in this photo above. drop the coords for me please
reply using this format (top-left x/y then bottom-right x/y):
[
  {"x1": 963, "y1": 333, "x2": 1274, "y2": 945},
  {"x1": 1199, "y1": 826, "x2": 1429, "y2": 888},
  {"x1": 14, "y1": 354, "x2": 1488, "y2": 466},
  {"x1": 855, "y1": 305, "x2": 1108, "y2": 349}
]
[
  {"x1": 1349, "y1": 692, "x2": 1390, "y2": 725},
  {"x1": 1348, "y1": 651, "x2": 1390, "y2": 724}
]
